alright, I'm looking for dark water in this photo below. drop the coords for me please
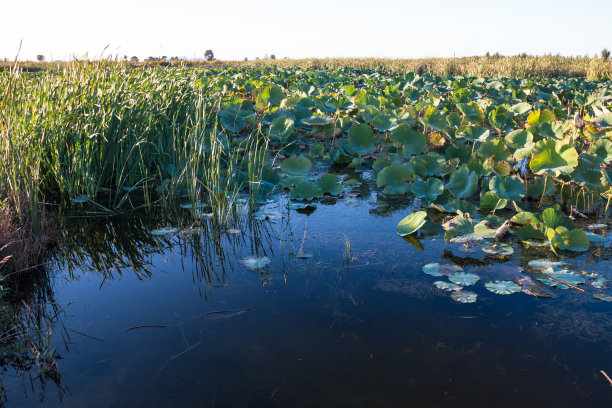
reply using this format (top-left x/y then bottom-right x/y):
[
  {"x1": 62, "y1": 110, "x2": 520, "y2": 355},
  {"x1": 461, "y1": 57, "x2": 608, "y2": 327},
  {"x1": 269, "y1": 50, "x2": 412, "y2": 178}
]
[{"x1": 3, "y1": 178, "x2": 612, "y2": 407}]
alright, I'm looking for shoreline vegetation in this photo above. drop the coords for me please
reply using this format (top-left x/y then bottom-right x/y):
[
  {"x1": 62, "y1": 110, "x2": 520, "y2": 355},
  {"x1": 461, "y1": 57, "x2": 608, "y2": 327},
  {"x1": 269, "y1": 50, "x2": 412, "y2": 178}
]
[
  {"x1": 2, "y1": 55, "x2": 612, "y2": 80},
  {"x1": 1, "y1": 55, "x2": 611, "y2": 276}
]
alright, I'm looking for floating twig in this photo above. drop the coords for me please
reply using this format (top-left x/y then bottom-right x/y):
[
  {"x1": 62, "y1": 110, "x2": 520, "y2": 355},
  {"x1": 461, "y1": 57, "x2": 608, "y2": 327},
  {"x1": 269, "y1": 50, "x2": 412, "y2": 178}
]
[
  {"x1": 206, "y1": 308, "x2": 250, "y2": 316},
  {"x1": 70, "y1": 329, "x2": 105, "y2": 343},
  {"x1": 544, "y1": 275, "x2": 586, "y2": 293},
  {"x1": 123, "y1": 324, "x2": 168, "y2": 331},
  {"x1": 601, "y1": 370, "x2": 612, "y2": 387}
]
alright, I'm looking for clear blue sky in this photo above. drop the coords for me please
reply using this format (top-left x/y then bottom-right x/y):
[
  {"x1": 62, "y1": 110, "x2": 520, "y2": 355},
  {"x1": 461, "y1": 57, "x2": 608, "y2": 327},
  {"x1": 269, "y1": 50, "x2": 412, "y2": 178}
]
[{"x1": 2, "y1": 0, "x2": 611, "y2": 61}]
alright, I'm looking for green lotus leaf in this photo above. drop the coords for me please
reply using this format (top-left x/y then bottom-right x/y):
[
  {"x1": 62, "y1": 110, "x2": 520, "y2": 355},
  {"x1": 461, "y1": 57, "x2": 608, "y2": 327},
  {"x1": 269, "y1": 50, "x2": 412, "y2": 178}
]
[
  {"x1": 409, "y1": 152, "x2": 447, "y2": 177},
  {"x1": 517, "y1": 223, "x2": 547, "y2": 240},
  {"x1": 420, "y1": 106, "x2": 448, "y2": 132},
  {"x1": 447, "y1": 111, "x2": 463, "y2": 129},
  {"x1": 509, "y1": 102, "x2": 532, "y2": 115},
  {"x1": 457, "y1": 126, "x2": 489, "y2": 142},
  {"x1": 309, "y1": 142, "x2": 325, "y2": 158},
  {"x1": 486, "y1": 158, "x2": 511, "y2": 177},
  {"x1": 529, "y1": 139, "x2": 578, "y2": 176},
  {"x1": 511, "y1": 211, "x2": 537, "y2": 225},
  {"x1": 348, "y1": 124, "x2": 376, "y2": 156},
  {"x1": 377, "y1": 164, "x2": 413, "y2": 194},
  {"x1": 240, "y1": 256, "x2": 271, "y2": 270},
  {"x1": 489, "y1": 175, "x2": 525, "y2": 202},
  {"x1": 289, "y1": 181, "x2": 323, "y2": 201},
  {"x1": 592, "y1": 112, "x2": 612, "y2": 129},
  {"x1": 572, "y1": 160, "x2": 603, "y2": 189},
  {"x1": 478, "y1": 139, "x2": 511, "y2": 162},
  {"x1": 538, "y1": 121, "x2": 565, "y2": 140},
  {"x1": 301, "y1": 115, "x2": 334, "y2": 126},
  {"x1": 316, "y1": 174, "x2": 343, "y2": 196},
  {"x1": 371, "y1": 114, "x2": 398, "y2": 132},
  {"x1": 504, "y1": 129, "x2": 534, "y2": 160},
  {"x1": 449, "y1": 272, "x2": 480, "y2": 286},
  {"x1": 445, "y1": 142, "x2": 472, "y2": 165},
  {"x1": 589, "y1": 138, "x2": 612, "y2": 164},
  {"x1": 268, "y1": 116, "x2": 295, "y2": 142},
  {"x1": 390, "y1": 124, "x2": 427, "y2": 155},
  {"x1": 446, "y1": 167, "x2": 478, "y2": 198},
  {"x1": 434, "y1": 281, "x2": 463, "y2": 291},
  {"x1": 281, "y1": 155, "x2": 312, "y2": 176},
  {"x1": 451, "y1": 290, "x2": 478, "y2": 303},
  {"x1": 542, "y1": 207, "x2": 573, "y2": 229},
  {"x1": 456, "y1": 102, "x2": 485, "y2": 124},
  {"x1": 527, "y1": 109, "x2": 556, "y2": 127},
  {"x1": 480, "y1": 191, "x2": 507, "y2": 211},
  {"x1": 412, "y1": 178, "x2": 444, "y2": 201},
  {"x1": 488, "y1": 106, "x2": 513, "y2": 131},
  {"x1": 443, "y1": 214, "x2": 474, "y2": 242},
  {"x1": 397, "y1": 210, "x2": 428, "y2": 236},
  {"x1": 257, "y1": 85, "x2": 284, "y2": 107},
  {"x1": 550, "y1": 228, "x2": 590, "y2": 252},
  {"x1": 526, "y1": 177, "x2": 556, "y2": 197},
  {"x1": 151, "y1": 227, "x2": 179, "y2": 236},
  {"x1": 485, "y1": 280, "x2": 521, "y2": 295},
  {"x1": 541, "y1": 268, "x2": 585, "y2": 286}
]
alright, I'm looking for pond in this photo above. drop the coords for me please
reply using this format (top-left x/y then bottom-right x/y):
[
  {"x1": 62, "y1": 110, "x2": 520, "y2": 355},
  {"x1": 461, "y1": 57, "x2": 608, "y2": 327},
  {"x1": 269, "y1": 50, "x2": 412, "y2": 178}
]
[{"x1": 2, "y1": 170, "x2": 612, "y2": 408}]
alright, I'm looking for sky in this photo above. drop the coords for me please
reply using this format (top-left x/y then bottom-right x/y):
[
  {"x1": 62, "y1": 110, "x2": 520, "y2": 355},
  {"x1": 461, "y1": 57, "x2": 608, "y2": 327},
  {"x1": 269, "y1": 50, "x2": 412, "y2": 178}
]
[{"x1": 2, "y1": 0, "x2": 611, "y2": 61}]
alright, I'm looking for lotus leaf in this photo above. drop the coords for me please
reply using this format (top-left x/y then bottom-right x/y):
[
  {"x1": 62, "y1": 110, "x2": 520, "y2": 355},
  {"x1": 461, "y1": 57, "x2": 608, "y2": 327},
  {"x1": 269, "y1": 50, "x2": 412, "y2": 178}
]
[
  {"x1": 390, "y1": 124, "x2": 427, "y2": 155},
  {"x1": 317, "y1": 174, "x2": 343, "y2": 196},
  {"x1": 289, "y1": 181, "x2": 323, "y2": 201},
  {"x1": 348, "y1": 124, "x2": 376, "y2": 156},
  {"x1": 449, "y1": 272, "x2": 480, "y2": 286},
  {"x1": 446, "y1": 167, "x2": 478, "y2": 198},
  {"x1": 377, "y1": 164, "x2": 413, "y2": 194},
  {"x1": 451, "y1": 290, "x2": 478, "y2": 303},
  {"x1": 489, "y1": 175, "x2": 525, "y2": 202},
  {"x1": 485, "y1": 280, "x2": 521, "y2": 295},
  {"x1": 457, "y1": 126, "x2": 489, "y2": 142},
  {"x1": 281, "y1": 155, "x2": 312, "y2": 176},
  {"x1": 240, "y1": 256, "x2": 271, "y2": 270},
  {"x1": 529, "y1": 139, "x2": 578, "y2": 176},
  {"x1": 434, "y1": 281, "x2": 463, "y2": 291},
  {"x1": 479, "y1": 139, "x2": 511, "y2": 162},
  {"x1": 397, "y1": 211, "x2": 427, "y2": 236},
  {"x1": 412, "y1": 178, "x2": 444, "y2": 201}
]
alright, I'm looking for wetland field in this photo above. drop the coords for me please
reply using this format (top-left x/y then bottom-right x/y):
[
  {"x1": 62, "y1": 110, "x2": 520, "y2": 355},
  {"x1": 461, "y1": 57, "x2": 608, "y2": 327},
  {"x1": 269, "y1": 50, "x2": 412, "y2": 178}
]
[{"x1": 1, "y1": 61, "x2": 612, "y2": 406}]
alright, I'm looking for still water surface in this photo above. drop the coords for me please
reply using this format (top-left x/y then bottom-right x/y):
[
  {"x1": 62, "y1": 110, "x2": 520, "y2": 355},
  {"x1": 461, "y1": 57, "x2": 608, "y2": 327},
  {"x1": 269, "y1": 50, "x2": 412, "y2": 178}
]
[{"x1": 4, "y1": 180, "x2": 612, "y2": 407}]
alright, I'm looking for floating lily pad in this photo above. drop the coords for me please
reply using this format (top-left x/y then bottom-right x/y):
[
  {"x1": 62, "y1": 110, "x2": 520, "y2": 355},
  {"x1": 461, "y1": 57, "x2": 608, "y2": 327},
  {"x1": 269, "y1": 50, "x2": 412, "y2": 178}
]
[
  {"x1": 449, "y1": 272, "x2": 480, "y2": 286},
  {"x1": 240, "y1": 256, "x2": 271, "y2": 270},
  {"x1": 151, "y1": 227, "x2": 179, "y2": 236},
  {"x1": 481, "y1": 243, "x2": 514, "y2": 256},
  {"x1": 434, "y1": 281, "x2": 463, "y2": 291},
  {"x1": 451, "y1": 290, "x2": 478, "y2": 303},
  {"x1": 485, "y1": 280, "x2": 521, "y2": 295},
  {"x1": 71, "y1": 195, "x2": 89, "y2": 203}
]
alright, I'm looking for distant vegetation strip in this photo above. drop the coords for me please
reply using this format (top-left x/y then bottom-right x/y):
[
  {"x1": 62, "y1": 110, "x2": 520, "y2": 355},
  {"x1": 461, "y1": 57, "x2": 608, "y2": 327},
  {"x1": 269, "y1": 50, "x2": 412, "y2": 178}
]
[{"x1": 2, "y1": 55, "x2": 612, "y2": 79}]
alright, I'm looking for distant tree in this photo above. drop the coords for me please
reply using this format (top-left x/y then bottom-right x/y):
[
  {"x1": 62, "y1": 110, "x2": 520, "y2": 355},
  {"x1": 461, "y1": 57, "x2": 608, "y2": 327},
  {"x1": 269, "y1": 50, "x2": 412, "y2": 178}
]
[
  {"x1": 36, "y1": 54, "x2": 45, "y2": 62},
  {"x1": 130, "y1": 56, "x2": 139, "y2": 62},
  {"x1": 244, "y1": 57, "x2": 248, "y2": 62},
  {"x1": 204, "y1": 49, "x2": 215, "y2": 61},
  {"x1": 270, "y1": 54, "x2": 276, "y2": 60},
  {"x1": 161, "y1": 56, "x2": 167, "y2": 61},
  {"x1": 602, "y1": 48, "x2": 610, "y2": 61},
  {"x1": 485, "y1": 51, "x2": 490, "y2": 58}
]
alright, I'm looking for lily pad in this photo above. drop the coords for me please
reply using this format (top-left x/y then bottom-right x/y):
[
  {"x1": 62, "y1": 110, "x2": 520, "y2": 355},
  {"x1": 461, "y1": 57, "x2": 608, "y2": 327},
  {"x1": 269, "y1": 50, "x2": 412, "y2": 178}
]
[
  {"x1": 449, "y1": 272, "x2": 480, "y2": 286},
  {"x1": 451, "y1": 290, "x2": 478, "y2": 303},
  {"x1": 151, "y1": 227, "x2": 179, "y2": 236},
  {"x1": 485, "y1": 280, "x2": 521, "y2": 295},
  {"x1": 434, "y1": 281, "x2": 463, "y2": 291},
  {"x1": 240, "y1": 256, "x2": 271, "y2": 270}
]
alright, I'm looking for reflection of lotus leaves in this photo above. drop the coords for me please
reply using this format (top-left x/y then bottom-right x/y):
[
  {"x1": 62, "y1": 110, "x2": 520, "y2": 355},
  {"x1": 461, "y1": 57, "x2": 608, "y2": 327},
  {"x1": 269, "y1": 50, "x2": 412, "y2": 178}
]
[{"x1": 240, "y1": 256, "x2": 271, "y2": 270}]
